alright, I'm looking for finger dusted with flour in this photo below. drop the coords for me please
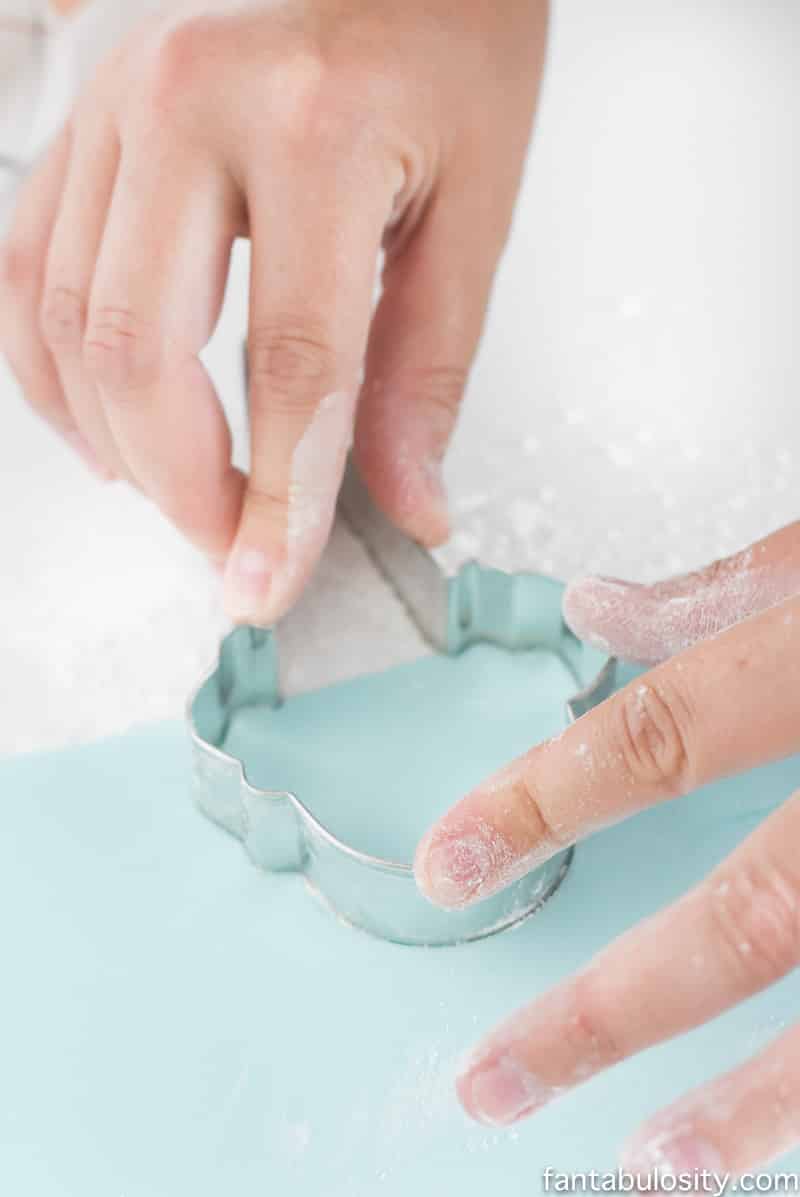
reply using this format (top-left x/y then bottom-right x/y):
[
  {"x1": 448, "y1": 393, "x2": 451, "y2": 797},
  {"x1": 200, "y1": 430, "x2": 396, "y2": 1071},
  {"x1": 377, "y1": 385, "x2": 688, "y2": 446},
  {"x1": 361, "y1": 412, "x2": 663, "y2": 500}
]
[
  {"x1": 223, "y1": 135, "x2": 399, "y2": 625},
  {"x1": 225, "y1": 389, "x2": 356, "y2": 625},
  {"x1": 563, "y1": 523, "x2": 800, "y2": 665},
  {"x1": 622, "y1": 1022, "x2": 800, "y2": 1178},
  {"x1": 415, "y1": 590, "x2": 800, "y2": 911},
  {"x1": 457, "y1": 790, "x2": 800, "y2": 1132}
]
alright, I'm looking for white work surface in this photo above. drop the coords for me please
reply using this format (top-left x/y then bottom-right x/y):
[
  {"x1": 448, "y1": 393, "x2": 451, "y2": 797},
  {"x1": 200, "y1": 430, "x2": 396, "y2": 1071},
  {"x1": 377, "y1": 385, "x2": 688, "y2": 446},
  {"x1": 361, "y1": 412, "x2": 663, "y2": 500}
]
[{"x1": 2, "y1": 0, "x2": 799, "y2": 755}]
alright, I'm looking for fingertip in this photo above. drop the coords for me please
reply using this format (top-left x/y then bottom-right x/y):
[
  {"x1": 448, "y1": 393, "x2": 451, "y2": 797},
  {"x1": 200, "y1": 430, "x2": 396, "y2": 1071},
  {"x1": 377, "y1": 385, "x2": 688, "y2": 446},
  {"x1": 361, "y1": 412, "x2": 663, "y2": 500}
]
[
  {"x1": 354, "y1": 440, "x2": 452, "y2": 548},
  {"x1": 411, "y1": 456, "x2": 451, "y2": 543},
  {"x1": 562, "y1": 574, "x2": 645, "y2": 657},
  {"x1": 222, "y1": 519, "x2": 326, "y2": 627},
  {"x1": 455, "y1": 1044, "x2": 552, "y2": 1128},
  {"x1": 400, "y1": 498, "x2": 451, "y2": 549},
  {"x1": 413, "y1": 477, "x2": 451, "y2": 547},
  {"x1": 413, "y1": 811, "x2": 520, "y2": 910},
  {"x1": 413, "y1": 825, "x2": 471, "y2": 911},
  {"x1": 563, "y1": 574, "x2": 622, "y2": 631},
  {"x1": 620, "y1": 1122, "x2": 725, "y2": 1178},
  {"x1": 561, "y1": 575, "x2": 595, "y2": 625},
  {"x1": 454, "y1": 1050, "x2": 489, "y2": 1124},
  {"x1": 455, "y1": 1074, "x2": 478, "y2": 1122},
  {"x1": 412, "y1": 826, "x2": 434, "y2": 893},
  {"x1": 392, "y1": 498, "x2": 451, "y2": 549}
]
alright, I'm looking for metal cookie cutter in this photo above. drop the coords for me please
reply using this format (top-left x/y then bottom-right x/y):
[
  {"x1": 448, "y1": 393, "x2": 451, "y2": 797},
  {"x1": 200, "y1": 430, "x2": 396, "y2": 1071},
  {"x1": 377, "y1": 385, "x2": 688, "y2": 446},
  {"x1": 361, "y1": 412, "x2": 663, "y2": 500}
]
[{"x1": 188, "y1": 466, "x2": 616, "y2": 947}]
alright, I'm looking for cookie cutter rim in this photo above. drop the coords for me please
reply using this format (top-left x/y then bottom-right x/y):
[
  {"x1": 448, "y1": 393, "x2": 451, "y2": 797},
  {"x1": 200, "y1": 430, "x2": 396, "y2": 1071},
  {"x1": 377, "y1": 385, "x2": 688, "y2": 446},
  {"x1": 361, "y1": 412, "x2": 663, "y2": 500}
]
[{"x1": 187, "y1": 467, "x2": 617, "y2": 947}]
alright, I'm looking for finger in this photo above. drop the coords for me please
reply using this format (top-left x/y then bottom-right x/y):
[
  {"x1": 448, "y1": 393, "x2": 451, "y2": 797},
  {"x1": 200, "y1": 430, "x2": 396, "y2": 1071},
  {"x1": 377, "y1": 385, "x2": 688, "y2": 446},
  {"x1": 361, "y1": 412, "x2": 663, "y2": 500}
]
[
  {"x1": 40, "y1": 109, "x2": 128, "y2": 479},
  {"x1": 622, "y1": 1022, "x2": 800, "y2": 1178},
  {"x1": 85, "y1": 139, "x2": 245, "y2": 562},
  {"x1": 456, "y1": 790, "x2": 800, "y2": 1129},
  {"x1": 415, "y1": 591, "x2": 800, "y2": 910},
  {"x1": 0, "y1": 132, "x2": 107, "y2": 476},
  {"x1": 353, "y1": 159, "x2": 513, "y2": 547},
  {"x1": 564, "y1": 523, "x2": 800, "y2": 665},
  {"x1": 223, "y1": 155, "x2": 399, "y2": 625}
]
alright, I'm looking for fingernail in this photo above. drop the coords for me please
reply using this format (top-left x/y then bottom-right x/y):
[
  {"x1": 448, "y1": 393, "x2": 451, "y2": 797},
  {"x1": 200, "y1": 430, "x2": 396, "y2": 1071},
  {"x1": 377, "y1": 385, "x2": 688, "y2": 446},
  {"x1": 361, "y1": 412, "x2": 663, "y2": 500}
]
[
  {"x1": 621, "y1": 1125, "x2": 724, "y2": 1179},
  {"x1": 458, "y1": 1050, "x2": 554, "y2": 1127},
  {"x1": 223, "y1": 548, "x2": 273, "y2": 625},
  {"x1": 64, "y1": 429, "x2": 116, "y2": 482},
  {"x1": 414, "y1": 820, "x2": 514, "y2": 910}
]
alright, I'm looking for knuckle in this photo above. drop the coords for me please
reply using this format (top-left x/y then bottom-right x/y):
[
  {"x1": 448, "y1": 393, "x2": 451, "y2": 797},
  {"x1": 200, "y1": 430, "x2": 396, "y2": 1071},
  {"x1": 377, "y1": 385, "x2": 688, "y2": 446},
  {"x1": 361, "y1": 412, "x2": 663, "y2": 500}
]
[
  {"x1": 0, "y1": 240, "x2": 40, "y2": 297},
  {"x1": 611, "y1": 679, "x2": 694, "y2": 794},
  {"x1": 40, "y1": 286, "x2": 87, "y2": 352},
  {"x1": 708, "y1": 858, "x2": 800, "y2": 985},
  {"x1": 243, "y1": 481, "x2": 291, "y2": 540},
  {"x1": 412, "y1": 365, "x2": 468, "y2": 430},
  {"x1": 154, "y1": 18, "x2": 211, "y2": 82},
  {"x1": 83, "y1": 306, "x2": 160, "y2": 390},
  {"x1": 269, "y1": 46, "x2": 336, "y2": 142},
  {"x1": 565, "y1": 972, "x2": 626, "y2": 1071},
  {"x1": 248, "y1": 321, "x2": 337, "y2": 408},
  {"x1": 268, "y1": 42, "x2": 381, "y2": 155},
  {"x1": 516, "y1": 766, "x2": 568, "y2": 850},
  {"x1": 144, "y1": 18, "x2": 214, "y2": 115}
]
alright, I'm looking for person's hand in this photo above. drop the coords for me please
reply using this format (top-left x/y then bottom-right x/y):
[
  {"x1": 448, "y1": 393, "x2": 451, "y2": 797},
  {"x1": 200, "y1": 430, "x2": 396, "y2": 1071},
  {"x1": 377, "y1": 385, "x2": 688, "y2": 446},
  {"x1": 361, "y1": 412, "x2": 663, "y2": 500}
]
[
  {"x1": 415, "y1": 523, "x2": 800, "y2": 1175},
  {"x1": 0, "y1": 0, "x2": 547, "y2": 624}
]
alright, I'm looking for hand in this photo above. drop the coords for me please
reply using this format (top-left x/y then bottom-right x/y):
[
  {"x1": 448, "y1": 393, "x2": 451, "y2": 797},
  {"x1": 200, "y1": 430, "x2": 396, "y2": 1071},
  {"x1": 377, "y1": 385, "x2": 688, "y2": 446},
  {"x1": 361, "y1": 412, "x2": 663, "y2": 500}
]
[
  {"x1": 415, "y1": 523, "x2": 800, "y2": 1175},
  {"x1": 0, "y1": 0, "x2": 547, "y2": 624}
]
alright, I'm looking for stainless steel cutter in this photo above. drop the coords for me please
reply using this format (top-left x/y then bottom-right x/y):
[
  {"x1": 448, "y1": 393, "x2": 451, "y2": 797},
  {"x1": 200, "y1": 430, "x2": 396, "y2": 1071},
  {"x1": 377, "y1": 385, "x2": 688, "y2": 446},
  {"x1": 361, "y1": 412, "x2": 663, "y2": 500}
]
[{"x1": 188, "y1": 464, "x2": 616, "y2": 947}]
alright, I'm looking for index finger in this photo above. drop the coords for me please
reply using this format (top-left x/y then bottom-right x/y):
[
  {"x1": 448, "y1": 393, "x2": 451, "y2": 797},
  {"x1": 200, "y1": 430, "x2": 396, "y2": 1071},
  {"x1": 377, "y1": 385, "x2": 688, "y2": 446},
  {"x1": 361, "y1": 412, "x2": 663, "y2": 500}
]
[
  {"x1": 222, "y1": 147, "x2": 400, "y2": 626},
  {"x1": 414, "y1": 593, "x2": 800, "y2": 909}
]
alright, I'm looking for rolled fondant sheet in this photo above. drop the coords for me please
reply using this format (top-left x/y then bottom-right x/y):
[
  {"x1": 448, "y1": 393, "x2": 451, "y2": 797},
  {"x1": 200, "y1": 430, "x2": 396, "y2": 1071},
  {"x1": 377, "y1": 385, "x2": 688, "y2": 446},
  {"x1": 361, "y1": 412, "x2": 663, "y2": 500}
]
[{"x1": 1, "y1": 646, "x2": 798, "y2": 1193}]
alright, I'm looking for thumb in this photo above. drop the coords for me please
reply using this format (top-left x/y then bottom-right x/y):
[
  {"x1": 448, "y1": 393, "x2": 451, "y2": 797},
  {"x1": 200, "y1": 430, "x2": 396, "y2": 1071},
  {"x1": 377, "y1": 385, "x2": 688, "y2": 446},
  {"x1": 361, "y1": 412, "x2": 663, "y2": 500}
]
[{"x1": 564, "y1": 522, "x2": 800, "y2": 665}]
